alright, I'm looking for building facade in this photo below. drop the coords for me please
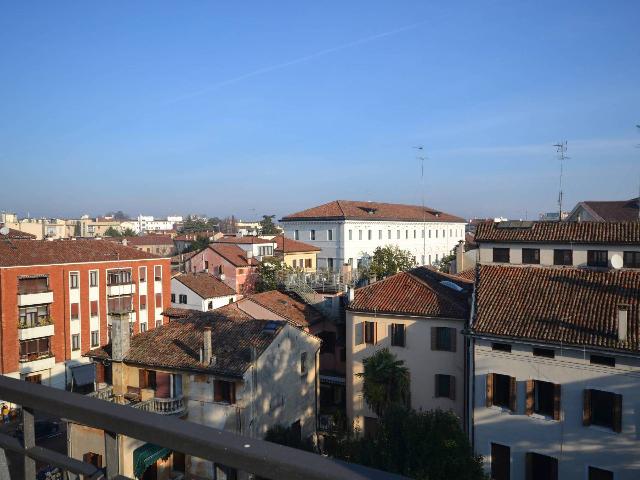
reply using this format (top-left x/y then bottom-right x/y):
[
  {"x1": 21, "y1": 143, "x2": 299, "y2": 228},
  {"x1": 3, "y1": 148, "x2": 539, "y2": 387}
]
[
  {"x1": 274, "y1": 235, "x2": 320, "y2": 272},
  {"x1": 170, "y1": 272, "x2": 237, "y2": 311}
]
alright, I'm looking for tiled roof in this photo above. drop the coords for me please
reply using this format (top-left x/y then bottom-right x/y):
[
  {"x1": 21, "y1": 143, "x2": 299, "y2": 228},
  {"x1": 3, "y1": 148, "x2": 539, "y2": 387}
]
[
  {"x1": 1, "y1": 227, "x2": 36, "y2": 239},
  {"x1": 122, "y1": 235, "x2": 174, "y2": 246},
  {"x1": 475, "y1": 220, "x2": 640, "y2": 244},
  {"x1": 171, "y1": 250, "x2": 199, "y2": 264},
  {"x1": 174, "y1": 272, "x2": 236, "y2": 298},
  {"x1": 215, "y1": 236, "x2": 274, "y2": 245},
  {"x1": 281, "y1": 200, "x2": 465, "y2": 223},
  {"x1": 208, "y1": 244, "x2": 258, "y2": 267},
  {"x1": 348, "y1": 266, "x2": 471, "y2": 319},
  {"x1": 574, "y1": 198, "x2": 640, "y2": 222},
  {"x1": 0, "y1": 239, "x2": 162, "y2": 267},
  {"x1": 274, "y1": 235, "x2": 321, "y2": 253},
  {"x1": 174, "y1": 230, "x2": 217, "y2": 242},
  {"x1": 453, "y1": 268, "x2": 477, "y2": 282},
  {"x1": 473, "y1": 265, "x2": 640, "y2": 352},
  {"x1": 87, "y1": 306, "x2": 285, "y2": 377},
  {"x1": 245, "y1": 290, "x2": 324, "y2": 327},
  {"x1": 163, "y1": 307, "x2": 198, "y2": 319}
]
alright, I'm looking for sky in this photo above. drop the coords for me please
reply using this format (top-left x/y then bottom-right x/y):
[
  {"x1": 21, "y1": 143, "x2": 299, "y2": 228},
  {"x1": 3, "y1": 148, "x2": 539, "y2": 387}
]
[{"x1": 1, "y1": 1, "x2": 639, "y2": 221}]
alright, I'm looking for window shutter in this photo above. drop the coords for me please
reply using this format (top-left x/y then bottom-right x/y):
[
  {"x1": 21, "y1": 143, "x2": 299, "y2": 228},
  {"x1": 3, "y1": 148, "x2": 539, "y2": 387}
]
[
  {"x1": 434, "y1": 375, "x2": 440, "y2": 397},
  {"x1": 90, "y1": 300, "x2": 98, "y2": 316},
  {"x1": 449, "y1": 376, "x2": 456, "y2": 400},
  {"x1": 486, "y1": 373, "x2": 494, "y2": 407},
  {"x1": 431, "y1": 327, "x2": 437, "y2": 350},
  {"x1": 450, "y1": 328, "x2": 456, "y2": 352},
  {"x1": 509, "y1": 376, "x2": 517, "y2": 412},
  {"x1": 613, "y1": 393, "x2": 622, "y2": 433},
  {"x1": 525, "y1": 380, "x2": 534, "y2": 416},
  {"x1": 354, "y1": 322, "x2": 363, "y2": 345},
  {"x1": 525, "y1": 453, "x2": 533, "y2": 480},
  {"x1": 374, "y1": 322, "x2": 378, "y2": 344},
  {"x1": 214, "y1": 381, "x2": 222, "y2": 403},
  {"x1": 583, "y1": 389, "x2": 592, "y2": 426},
  {"x1": 71, "y1": 303, "x2": 79, "y2": 318},
  {"x1": 553, "y1": 384, "x2": 562, "y2": 421}
]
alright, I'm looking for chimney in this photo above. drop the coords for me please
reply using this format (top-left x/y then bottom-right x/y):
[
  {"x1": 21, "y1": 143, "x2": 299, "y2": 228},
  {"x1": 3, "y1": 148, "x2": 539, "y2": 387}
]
[
  {"x1": 111, "y1": 314, "x2": 131, "y2": 362},
  {"x1": 618, "y1": 307, "x2": 628, "y2": 342},
  {"x1": 203, "y1": 326, "x2": 212, "y2": 365},
  {"x1": 347, "y1": 286, "x2": 355, "y2": 304},
  {"x1": 246, "y1": 250, "x2": 253, "y2": 260},
  {"x1": 122, "y1": 238, "x2": 128, "y2": 247},
  {"x1": 455, "y1": 240, "x2": 465, "y2": 274}
]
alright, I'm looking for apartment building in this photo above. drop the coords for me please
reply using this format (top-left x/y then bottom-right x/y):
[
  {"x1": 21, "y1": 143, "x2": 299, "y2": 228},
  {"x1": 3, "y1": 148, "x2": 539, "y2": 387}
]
[
  {"x1": 469, "y1": 264, "x2": 640, "y2": 480},
  {"x1": 0, "y1": 239, "x2": 170, "y2": 393},
  {"x1": 71, "y1": 306, "x2": 320, "y2": 479},
  {"x1": 280, "y1": 200, "x2": 466, "y2": 272},
  {"x1": 346, "y1": 266, "x2": 472, "y2": 433},
  {"x1": 170, "y1": 272, "x2": 237, "y2": 311},
  {"x1": 274, "y1": 235, "x2": 320, "y2": 272},
  {"x1": 120, "y1": 235, "x2": 176, "y2": 256},
  {"x1": 475, "y1": 220, "x2": 640, "y2": 268}
]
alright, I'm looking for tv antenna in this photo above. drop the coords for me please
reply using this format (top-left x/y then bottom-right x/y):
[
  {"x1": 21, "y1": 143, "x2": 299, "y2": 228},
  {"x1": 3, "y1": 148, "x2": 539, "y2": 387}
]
[
  {"x1": 413, "y1": 146, "x2": 427, "y2": 265},
  {"x1": 553, "y1": 141, "x2": 569, "y2": 221}
]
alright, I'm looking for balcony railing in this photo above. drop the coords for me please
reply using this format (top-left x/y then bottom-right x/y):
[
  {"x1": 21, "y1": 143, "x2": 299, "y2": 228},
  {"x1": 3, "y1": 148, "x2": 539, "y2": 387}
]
[
  {"x1": 18, "y1": 317, "x2": 53, "y2": 329},
  {"x1": 18, "y1": 351, "x2": 53, "y2": 363},
  {"x1": 0, "y1": 376, "x2": 405, "y2": 480},
  {"x1": 133, "y1": 396, "x2": 186, "y2": 415}
]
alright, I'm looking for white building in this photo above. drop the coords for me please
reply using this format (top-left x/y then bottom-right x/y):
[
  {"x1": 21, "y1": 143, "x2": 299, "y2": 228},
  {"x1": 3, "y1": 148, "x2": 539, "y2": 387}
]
[
  {"x1": 170, "y1": 272, "x2": 237, "y2": 311},
  {"x1": 469, "y1": 264, "x2": 640, "y2": 480},
  {"x1": 280, "y1": 200, "x2": 466, "y2": 271},
  {"x1": 214, "y1": 236, "x2": 277, "y2": 262},
  {"x1": 134, "y1": 215, "x2": 183, "y2": 233}
]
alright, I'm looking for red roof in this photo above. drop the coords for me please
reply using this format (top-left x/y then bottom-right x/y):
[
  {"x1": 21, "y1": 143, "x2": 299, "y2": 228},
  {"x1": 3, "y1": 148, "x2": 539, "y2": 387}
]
[
  {"x1": 215, "y1": 236, "x2": 274, "y2": 245},
  {"x1": 473, "y1": 264, "x2": 640, "y2": 352},
  {"x1": 281, "y1": 200, "x2": 465, "y2": 223},
  {"x1": 348, "y1": 266, "x2": 471, "y2": 319},
  {"x1": 0, "y1": 239, "x2": 162, "y2": 267},
  {"x1": 174, "y1": 272, "x2": 236, "y2": 298},
  {"x1": 1, "y1": 227, "x2": 36, "y2": 240},
  {"x1": 245, "y1": 290, "x2": 323, "y2": 327},
  {"x1": 208, "y1": 244, "x2": 258, "y2": 267},
  {"x1": 122, "y1": 235, "x2": 174, "y2": 246},
  {"x1": 572, "y1": 198, "x2": 640, "y2": 222},
  {"x1": 274, "y1": 235, "x2": 320, "y2": 253}
]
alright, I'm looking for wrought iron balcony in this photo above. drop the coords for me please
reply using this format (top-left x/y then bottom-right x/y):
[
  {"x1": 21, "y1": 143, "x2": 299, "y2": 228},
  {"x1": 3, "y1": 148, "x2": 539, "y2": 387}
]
[{"x1": 0, "y1": 376, "x2": 405, "y2": 479}]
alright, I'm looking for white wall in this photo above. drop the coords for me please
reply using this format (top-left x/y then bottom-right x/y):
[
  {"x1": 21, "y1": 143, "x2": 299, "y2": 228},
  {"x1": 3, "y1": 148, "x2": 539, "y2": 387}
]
[
  {"x1": 170, "y1": 277, "x2": 235, "y2": 311},
  {"x1": 472, "y1": 338, "x2": 640, "y2": 479}
]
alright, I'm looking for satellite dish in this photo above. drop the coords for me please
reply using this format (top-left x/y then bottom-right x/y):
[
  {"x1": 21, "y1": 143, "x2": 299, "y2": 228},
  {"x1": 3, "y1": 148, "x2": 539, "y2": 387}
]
[
  {"x1": 611, "y1": 254, "x2": 623, "y2": 270},
  {"x1": 0, "y1": 226, "x2": 9, "y2": 236}
]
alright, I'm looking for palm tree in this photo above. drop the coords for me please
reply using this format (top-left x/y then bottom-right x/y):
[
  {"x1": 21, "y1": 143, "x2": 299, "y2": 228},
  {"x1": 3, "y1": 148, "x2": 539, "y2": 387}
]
[{"x1": 357, "y1": 348, "x2": 410, "y2": 417}]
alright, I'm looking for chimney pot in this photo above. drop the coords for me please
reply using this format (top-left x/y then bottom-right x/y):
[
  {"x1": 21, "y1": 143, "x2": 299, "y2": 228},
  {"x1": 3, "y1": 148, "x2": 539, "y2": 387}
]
[
  {"x1": 618, "y1": 308, "x2": 628, "y2": 342},
  {"x1": 203, "y1": 326, "x2": 212, "y2": 365}
]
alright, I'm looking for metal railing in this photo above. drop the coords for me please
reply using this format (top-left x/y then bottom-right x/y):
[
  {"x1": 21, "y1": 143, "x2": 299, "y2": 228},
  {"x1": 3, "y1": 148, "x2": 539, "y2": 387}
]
[{"x1": 0, "y1": 376, "x2": 406, "y2": 479}]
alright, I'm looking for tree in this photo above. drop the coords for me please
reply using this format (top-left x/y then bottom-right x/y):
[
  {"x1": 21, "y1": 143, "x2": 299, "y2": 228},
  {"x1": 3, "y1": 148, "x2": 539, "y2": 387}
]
[
  {"x1": 357, "y1": 349, "x2": 410, "y2": 417},
  {"x1": 259, "y1": 215, "x2": 279, "y2": 235},
  {"x1": 182, "y1": 235, "x2": 211, "y2": 253},
  {"x1": 121, "y1": 228, "x2": 137, "y2": 237},
  {"x1": 433, "y1": 252, "x2": 456, "y2": 273},
  {"x1": 255, "y1": 257, "x2": 288, "y2": 292},
  {"x1": 367, "y1": 246, "x2": 415, "y2": 280},
  {"x1": 104, "y1": 227, "x2": 121, "y2": 237}
]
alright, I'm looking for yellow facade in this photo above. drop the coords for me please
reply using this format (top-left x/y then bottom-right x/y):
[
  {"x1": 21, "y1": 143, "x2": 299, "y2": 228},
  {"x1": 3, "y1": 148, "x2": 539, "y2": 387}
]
[{"x1": 282, "y1": 251, "x2": 317, "y2": 272}]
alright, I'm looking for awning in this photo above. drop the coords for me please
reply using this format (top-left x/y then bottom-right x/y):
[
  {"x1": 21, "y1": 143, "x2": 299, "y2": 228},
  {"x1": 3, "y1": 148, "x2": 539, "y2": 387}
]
[
  {"x1": 71, "y1": 364, "x2": 95, "y2": 387},
  {"x1": 133, "y1": 443, "x2": 171, "y2": 479},
  {"x1": 320, "y1": 374, "x2": 346, "y2": 386}
]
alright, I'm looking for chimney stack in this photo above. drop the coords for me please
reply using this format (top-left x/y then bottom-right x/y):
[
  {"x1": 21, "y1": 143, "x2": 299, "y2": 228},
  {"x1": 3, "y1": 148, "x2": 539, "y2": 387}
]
[
  {"x1": 347, "y1": 285, "x2": 355, "y2": 304},
  {"x1": 246, "y1": 250, "x2": 253, "y2": 260},
  {"x1": 111, "y1": 314, "x2": 131, "y2": 362},
  {"x1": 203, "y1": 326, "x2": 212, "y2": 365},
  {"x1": 618, "y1": 307, "x2": 628, "y2": 342},
  {"x1": 455, "y1": 240, "x2": 465, "y2": 274}
]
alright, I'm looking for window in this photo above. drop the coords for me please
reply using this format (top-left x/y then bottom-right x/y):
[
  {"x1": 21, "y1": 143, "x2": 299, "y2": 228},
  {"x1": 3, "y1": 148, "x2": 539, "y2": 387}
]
[
  {"x1": 72, "y1": 334, "x2": 80, "y2": 351},
  {"x1": 328, "y1": 229, "x2": 333, "y2": 241},
  {"x1": 107, "y1": 269, "x2": 131, "y2": 286},
  {"x1": 358, "y1": 230, "x2": 362, "y2": 240},
  {"x1": 205, "y1": 260, "x2": 209, "y2": 270},
  {"x1": 292, "y1": 259, "x2": 297, "y2": 268},
  {"x1": 491, "y1": 443, "x2": 510, "y2": 480},
  {"x1": 390, "y1": 324, "x2": 405, "y2": 347},
  {"x1": 154, "y1": 265, "x2": 162, "y2": 281},
  {"x1": 432, "y1": 327, "x2": 456, "y2": 351},
  {"x1": 155, "y1": 293, "x2": 162, "y2": 306},
  {"x1": 623, "y1": 251, "x2": 640, "y2": 268},
  {"x1": 405, "y1": 230, "x2": 408, "y2": 239},
  {"x1": 590, "y1": 354, "x2": 615, "y2": 367},
  {"x1": 170, "y1": 293, "x2": 176, "y2": 303},
  {"x1": 70, "y1": 272, "x2": 79, "y2": 289},
  {"x1": 309, "y1": 229, "x2": 316, "y2": 241},
  {"x1": 327, "y1": 258, "x2": 334, "y2": 271},
  {"x1": 300, "y1": 352, "x2": 307, "y2": 375},
  {"x1": 19, "y1": 305, "x2": 50, "y2": 328},
  {"x1": 533, "y1": 347, "x2": 555, "y2": 358},
  {"x1": 486, "y1": 373, "x2": 516, "y2": 411},
  {"x1": 588, "y1": 466, "x2": 614, "y2": 480},
  {"x1": 348, "y1": 230, "x2": 352, "y2": 241},
  {"x1": 140, "y1": 322, "x2": 147, "y2": 333},
  {"x1": 526, "y1": 380, "x2": 560, "y2": 419},
  {"x1": 90, "y1": 300, "x2": 98, "y2": 317},
  {"x1": 492, "y1": 342, "x2": 511, "y2": 353},
  {"x1": 19, "y1": 337, "x2": 51, "y2": 362},
  {"x1": 17, "y1": 276, "x2": 49, "y2": 294},
  {"x1": 435, "y1": 374, "x2": 455, "y2": 399},
  {"x1": 71, "y1": 303, "x2": 79, "y2": 320},
  {"x1": 368, "y1": 230, "x2": 372, "y2": 240},
  {"x1": 179, "y1": 294, "x2": 187, "y2": 304},
  {"x1": 305, "y1": 258, "x2": 312, "y2": 268},
  {"x1": 414, "y1": 230, "x2": 417, "y2": 238},
  {"x1": 493, "y1": 248, "x2": 510, "y2": 263},
  {"x1": 378, "y1": 230, "x2": 382, "y2": 240},
  {"x1": 429, "y1": 229, "x2": 432, "y2": 238},
  {"x1": 364, "y1": 321, "x2": 376, "y2": 344},
  {"x1": 525, "y1": 452, "x2": 557, "y2": 480},
  {"x1": 553, "y1": 249, "x2": 573, "y2": 265},
  {"x1": 449, "y1": 229, "x2": 452, "y2": 237},
  {"x1": 294, "y1": 230, "x2": 300, "y2": 240},
  {"x1": 442, "y1": 229, "x2": 445, "y2": 238},
  {"x1": 139, "y1": 266, "x2": 146, "y2": 282},
  {"x1": 91, "y1": 330, "x2": 99, "y2": 347},
  {"x1": 522, "y1": 248, "x2": 540, "y2": 264},
  {"x1": 89, "y1": 270, "x2": 98, "y2": 287},
  {"x1": 155, "y1": 319, "x2": 163, "y2": 328},
  {"x1": 214, "y1": 380, "x2": 236, "y2": 404},
  {"x1": 214, "y1": 464, "x2": 238, "y2": 480},
  {"x1": 83, "y1": 452, "x2": 103, "y2": 470},
  {"x1": 584, "y1": 389, "x2": 622, "y2": 432},
  {"x1": 587, "y1": 250, "x2": 608, "y2": 267},
  {"x1": 140, "y1": 295, "x2": 146, "y2": 310}
]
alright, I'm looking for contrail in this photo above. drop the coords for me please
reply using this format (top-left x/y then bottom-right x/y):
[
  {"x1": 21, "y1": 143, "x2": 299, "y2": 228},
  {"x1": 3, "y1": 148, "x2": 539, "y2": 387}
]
[{"x1": 165, "y1": 21, "x2": 425, "y2": 104}]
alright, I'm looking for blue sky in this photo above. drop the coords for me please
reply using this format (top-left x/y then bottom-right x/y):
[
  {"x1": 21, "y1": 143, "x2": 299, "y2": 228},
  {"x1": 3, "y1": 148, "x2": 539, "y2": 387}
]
[{"x1": 1, "y1": 1, "x2": 638, "y2": 221}]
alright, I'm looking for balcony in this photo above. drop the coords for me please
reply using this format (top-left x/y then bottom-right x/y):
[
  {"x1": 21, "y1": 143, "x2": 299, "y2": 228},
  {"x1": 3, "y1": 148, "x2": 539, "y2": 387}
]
[
  {"x1": 107, "y1": 282, "x2": 136, "y2": 297},
  {"x1": 17, "y1": 290, "x2": 53, "y2": 307},
  {"x1": 89, "y1": 387, "x2": 187, "y2": 416},
  {"x1": 0, "y1": 376, "x2": 402, "y2": 479},
  {"x1": 17, "y1": 318, "x2": 54, "y2": 341}
]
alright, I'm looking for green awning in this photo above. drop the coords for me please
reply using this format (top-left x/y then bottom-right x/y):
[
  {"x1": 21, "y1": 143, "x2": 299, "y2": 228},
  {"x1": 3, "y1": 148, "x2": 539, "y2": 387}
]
[{"x1": 133, "y1": 443, "x2": 171, "y2": 479}]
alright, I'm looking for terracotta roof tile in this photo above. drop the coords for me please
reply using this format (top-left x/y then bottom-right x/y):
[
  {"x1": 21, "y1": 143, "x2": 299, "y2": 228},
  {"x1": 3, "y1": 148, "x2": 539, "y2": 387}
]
[
  {"x1": 475, "y1": 220, "x2": 640, "y2": 244},
  {"x1": 245, "y1": 290, "x2": 324, "y2": 327},
  {"x1": 208, "y1": 244, "x2": 258, "y2": 267},
  {"x1": 348, "y1": 266, "x2": 471, "y2": 319},
  {"x1": 215, "y1": 236, "x2": 274, "y2": 245},
  {"x1": 174, "y1": 272, "x2": 236, "y2": 298},
  {"x1": 281, "y1": 200, "x2": 465, "y2": 223},
  {"x1": 473, "y1": 264, "x2": 640, "y2": 352},
  {"x1": 1, "y1": 227, "x2": 36, "y2": 240},
  {"x1": 122, "y1": 235, "x2": 174, "y2": 246},
  {"x1": 576, "y1": 198, "x2": 639, "y2": 222},
  {"x1": 274, "y1": 235, "x2": 321, "y2": 253}
]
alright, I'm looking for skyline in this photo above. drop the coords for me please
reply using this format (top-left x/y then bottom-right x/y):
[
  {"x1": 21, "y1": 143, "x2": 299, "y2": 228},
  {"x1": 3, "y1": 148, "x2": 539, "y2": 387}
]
[{"x1": 1, "y1": 1, "x2": 639, "y2": 219}]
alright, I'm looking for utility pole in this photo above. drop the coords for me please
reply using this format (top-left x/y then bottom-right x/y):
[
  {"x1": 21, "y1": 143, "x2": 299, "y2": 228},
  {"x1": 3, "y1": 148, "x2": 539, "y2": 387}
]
[{"x1": 553, "y1": 141, "x2": 568, "y2": 221}]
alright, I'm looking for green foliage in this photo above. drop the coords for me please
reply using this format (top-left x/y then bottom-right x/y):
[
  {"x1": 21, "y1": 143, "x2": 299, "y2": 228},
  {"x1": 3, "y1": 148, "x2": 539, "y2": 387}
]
[
  {"x1": 367, "y1": 246, "x2": 415, "y2": 280},
  {"x1": 357, "y1": 348, "x2": 410, "y2": 417},
  {"x1": 104, "y1": 226, "x2": 122, "y2": 237},
  {"x1": 182, "y1": 215, "x2": 220, "y2": 233},
  {"x1": 255, "y1": 257, "x2": 288, "y2": 292},
  {"x1": 181, "y1": 235, "x2": 211, "y2": 253},
  {"x1": 121, "y1": 228, "x2": 137, "y2": 237},
  {"x1": 433, "y1": 252, "x2": 456, "y2": 272},
  {"x1": 259, "y1": 215, "x2": 279, "y2": 235},
  {"x1": 264, "y1": 424, "x2": 315, "y2": 452}
]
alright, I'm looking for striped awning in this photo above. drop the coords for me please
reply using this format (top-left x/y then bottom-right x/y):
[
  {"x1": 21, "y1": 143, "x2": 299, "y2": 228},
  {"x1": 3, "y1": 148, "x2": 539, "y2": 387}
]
[{"x1": 133, "y1": 443, "x2": 171, "y2": 479}]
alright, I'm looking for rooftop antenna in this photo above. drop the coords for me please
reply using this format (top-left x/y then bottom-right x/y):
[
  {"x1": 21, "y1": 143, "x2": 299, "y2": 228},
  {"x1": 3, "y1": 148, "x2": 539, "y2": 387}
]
[
  {"x1": 553, "y1": 141, "x2": 569, "y2": 221},
  {"x1": 636, "y1": 125, "x2": 640, "y2": 219},
  {"x1": 413, "y1": 146, "x2": 427, "y2": 265}
]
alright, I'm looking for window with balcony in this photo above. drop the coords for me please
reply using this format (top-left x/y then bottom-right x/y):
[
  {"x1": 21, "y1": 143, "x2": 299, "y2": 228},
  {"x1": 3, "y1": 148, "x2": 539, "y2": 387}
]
[
  {"x1": 18, "y1": 276, "x2": 49, "y2": 294},
  {"x1": 19, "y1": 305, "x2": 51, "y2": 328},
  {"x1": 70, "y1": 272, "x2": 79, "y2": 289},
  {"x1": 390, "y1": 323, "x2": 405, "y2": 347},
  {"x1": 154, "y1": 265, "x2": 162, "y2": 281},
  {"x1": 522, "y1": 248, "x2": 540, "y2": 264},
  {"x1": 107, "y1": 269, "x2": 132, "y2": 286},
  {"x1": 107, "y1": 296, "x2": 133, "y2": 315},
  {"x1": 71, "y1": 334, "x2": 80, "y2": 351},
  {"x1": 214, "y1": 380, "x2": 236, "y2": 404},
  {"x1": 19, "y1": 337, "x2": 51, "y2": 362},
  {"x1": 553, "y1": 249, "x2": 573, "y2": 265},
  {"x1": 587, "y1": 250, "x2": 608, "y2": 267},
  {"x1": 89, "y1": 270, "x2": 98, "y2": 287}
]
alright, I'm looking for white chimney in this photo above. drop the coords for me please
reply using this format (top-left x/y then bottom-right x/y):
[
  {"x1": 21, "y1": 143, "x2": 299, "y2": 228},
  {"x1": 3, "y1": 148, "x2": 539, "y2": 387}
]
[
  {"x1": 347, "y1": 286, "x2": 355, "y2": 303},
  {"x1": 618, "y1": 308, "x2": 628, "y2": 342},
  {"x1": 246, "y1": 250, "x2": 253, "y2": 260},
  {"x1": 203, "y1": 326, "x2": 212, "y2": 365},
  {"x1": 455, "y1": 240, "x2": 465, "y2": 274},
  {"x1": 122, "y1": 238, "x2": 128, "y2": 247}
]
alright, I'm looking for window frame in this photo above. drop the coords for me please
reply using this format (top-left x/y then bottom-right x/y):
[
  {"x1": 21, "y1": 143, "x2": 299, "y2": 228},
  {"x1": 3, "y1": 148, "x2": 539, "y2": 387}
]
[
  {"x1": 587, "y1": 250, "x2": 608, "y2": 268},
  {"x1": 623, "y1": 251, "x2": 640, "y2": 268},
  {"x1": 492, "y1": 248, "x2": 510, "y2": 263},
  {"x1": 69, "y1": 272, "x2": 79, "y2": 289},
  {"x1": 521, "y1": 248, "x2": 540, "y2": 265},
  {"x1": 390, "y1": 323, "x2": 406, "y2": 347},
  {"x1": 553, "y1": 249, "x2": 573, "y2": 266},
  {"x1": 364, "y1": 321, "x2": 376, "y2": 344}
]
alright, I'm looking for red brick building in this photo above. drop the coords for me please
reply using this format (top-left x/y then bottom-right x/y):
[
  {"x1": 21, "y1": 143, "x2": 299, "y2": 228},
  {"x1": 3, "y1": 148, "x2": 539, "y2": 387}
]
[{"x1": 0, "y1": 239, "x2": 171, "y2": 391}]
